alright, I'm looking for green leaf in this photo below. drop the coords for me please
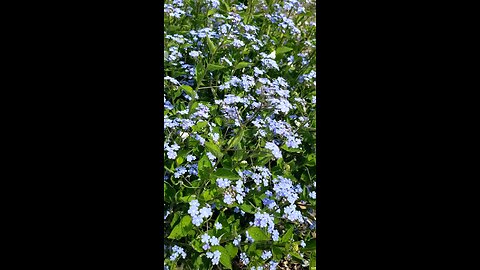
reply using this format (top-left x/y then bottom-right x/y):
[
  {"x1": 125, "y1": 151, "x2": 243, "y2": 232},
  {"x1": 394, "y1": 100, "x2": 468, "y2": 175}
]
[
  {"x1": 277, "y1": 157, "x2": 284, "y2": 169},
  {"x1": 176, "y1": 155, "x2": 184, "y2": 166},
  {"x1": 191, "y1": 239, "x2": 204, "y2": 252},
  {"x1": 192, "y1": 121, "x2": 208, "y2": 132},
  {"x1": 205, "y1": 141, "x2": 223, "y2": 159},
  {"x1": 310, "y1": 252, "x2": 316, "y2": 270},
  {"x1": 206, "y1": 36, "x2": 216, "y2": 54},
  {"x1": 195, "y1": 64, "x2": 205, "y2": 84},
  {"x1": 247, "y1": 227, "x2": 269, "y2": 242},
  {"x1": 247, "y1": 243, "x2": 257, "y2": 255},
  {"x1": 207, "y1": 63, "x2": 225, "y2": 71},
  {"x1": 290, "y1": 252, "x2": 304, "y2": 262},
  {"x1": 227, "y1": 129, "x2": 244, "y2": 148},
  {"x1": 305, "y1": 153, "x2": 316, "y2": 166},
  {"x1": 239, "y1": 203, "x2": 255, "y2": 214},
  {"x1": 207, "y1": 9, "x2": 216, "y2": 16},
  {"x1": 168, "y1": 215, "x2": 192, "y2": 240},
  {"x1": 178, "y1": 194, "x2": 197, "y2": 203},
  {"x1": 257, "y1": 152, "x2": 273, "y2": 166},
  {"x1": 272, "y1": 246, "x2": 283, "y2": 260},
  {"x1": 198, "y1": 154, "x2": 212, "y2": 181},
  {"x1": 221, "y1": 154, "x2": 233, "y2": 169},
  {"x1": 221, "y1": 0, "x2": 230, "y2": 11},
  {"x1": 266, "y1": 0, "x2": 273, "y2": 8},
  {"x1": 303, "y1": 239, "x2": 316, "y2": 251},
  {"x1": 214, "y1": 116, "x2": 223, "y2": 126},
  {"x1": 210, "y1": 246, "x2": 232, "y2": 269},
  {"x1": 252, "y1": 195, "x2": 262, "y2": 207},
  {"x1": 281, "y1": 145, "x2": 303, "y2": 153},
  {"x1": 180, "y1": 85, "x2": 195, "y2": 98},
  {"x1": 275, "y1": 46, "x2": 293, "y2": 57},
  {"x1": 173, "y1": 88, "x2": 182, "y2": 99},
  {"x1": 194, "y1": 255, "x2": 208, "y2": 269},
  {"x1": 234, "y1": 62, "x2": 252, "y2": 70},
  {"x1": 164, "y1": 183, "x2": 175, "y2": 203},
  {"x1": 170, "y1": 212, "x2": 180, "y2": 228},
  {"x1": 281, "y1": 226, "x2": 294, "y2": 243},
  {"x1": 232, "y1": 150, "x2": 246, "y2": 162},
  {"x1": 225, "y1": 243, "x2": 238, "y2": 259},
  {"x1": 213, "y1": 168, "x2": 240, "y2": 179},
  {"x1": 188, "y1": 101, "x2": 199, "y2": 115},
  {"x1": 201, "y1": 189, "x2": 214, "y2": 201}
]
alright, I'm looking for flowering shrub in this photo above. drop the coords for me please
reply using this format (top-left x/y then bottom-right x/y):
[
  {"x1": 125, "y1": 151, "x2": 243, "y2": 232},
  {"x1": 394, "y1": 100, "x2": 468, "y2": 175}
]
[{"x1": 164, "y1": 0, "x2": 316, "y2": 269}]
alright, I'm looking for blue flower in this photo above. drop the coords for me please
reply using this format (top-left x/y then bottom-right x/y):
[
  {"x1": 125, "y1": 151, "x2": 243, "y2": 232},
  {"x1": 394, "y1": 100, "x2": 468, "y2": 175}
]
[
  {"x1": 261, "y1": 58, "x2": 279, "y2": 70},
  {"x1": 216, "y1": 178, "x2": 231, "y2": 188},
  {"x1": 245, "y1": 231, "x2": 254, "y2": 243},
  {"x1": 189, "y1": 199, "x2": 200, "y2": 209},
  {"x1": 206, "y1": 250, "x2": 221, "y2": 265},
  {"x1": 189, "y1": 50, "x2": 201, "y2": 58},
  {"x1": 232, "y1": 39, "x2": 245, "y2": 48},
  {"x1": 261, "y1": 250, "x2": 272, "y2": 260},
  {"x1": 212, "y1": 133, "x2": 220, "y2": 142},
  {"x1": 265, "y1": 141, "x2": 282, "y2": 159},
  {"x1": 235, "y1": 193, "x2": 244, "y2": 204},
  {"x1": 269, "y1": 260, "x2": 279, "y2": 270},
  {"x1": 206, "y1": 152, "x2": 216, "y2": 163},
  {"x1": 223, "y1": 194, "x2": 234, "y2": 205},
  {"x1": 233, "y1": 234, "x2": 241, "y2": 246},
  {"x1": 192, "y1": 215, "x2": 203, "y2": 226},
  {"x1": 201, "y1": 233, "x2": 210, "y2": 244},
  {"x1": 209, "y1": 236, "x2": 219, "y2": 246},
  {"x1": 169, "y1": 245, "x2": 186, "y2": 261},
  {"x1": 283, "y1": 204, "x2": 304, "y2": 223},
  {"x1": 194, "y1": 134, "x2": 205, "y2": 146},
  {"x1": 199, "y1": 206, "x2": 212, "y2": 219},
  {"x1": 240, "y1": 252, "x2": 250, "y2": 265},
  {"x1": 272, "y1": 229, "x2": 279, "y2": 241}
]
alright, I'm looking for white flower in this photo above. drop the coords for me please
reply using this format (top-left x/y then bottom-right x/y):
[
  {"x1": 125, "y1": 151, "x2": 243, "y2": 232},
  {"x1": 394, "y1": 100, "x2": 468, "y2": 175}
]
[{"x1": 189, "y1": 50, "x2": 201, "y2": 58}]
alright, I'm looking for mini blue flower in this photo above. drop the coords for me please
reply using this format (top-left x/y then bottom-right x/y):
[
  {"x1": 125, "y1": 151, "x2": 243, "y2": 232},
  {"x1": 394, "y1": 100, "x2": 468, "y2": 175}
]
[
  {"x1": 210, "y1": 236, "x2": 219, "y2": 246},
  {"x1": 224, "y1": 193, "x2": 234, "y2": 205},
  {"x1": 206, "y1": 250, "x2": 221, "y2": 265},
  {"x1": 240, "y1": 252, "x2": 250, "y2": 265},
  {"x1": 272, "y1": 229, "x2": 279, "y2": 241},
  {"x1": 217, "y1": 178, "x2": 231, "y2": 188},
  {"x1": 201, "y1": 233, "x2": 210, "y2": 243},
  {"x1": 261, "y1": 250, "x2": 272, "y2": 260},
  {"x1": 233, "y1": 234, "x2": 241, "y2": 246},
  {"x1": 189, "y1": 50, "x2": 201, "y2": 58}
]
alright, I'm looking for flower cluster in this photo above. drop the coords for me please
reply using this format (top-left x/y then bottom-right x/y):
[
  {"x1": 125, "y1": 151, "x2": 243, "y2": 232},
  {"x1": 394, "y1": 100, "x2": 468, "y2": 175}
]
[
  {"x1": 206, "y1": 250, "x2": 221, "y2": 265},
  {"x1": 188, "y1": 199, "x2": 212, "y2": 226},
  {"x1": 164, "y1": 0, "x2": 316, "y2": 269},
  {"x1": 169, "y1": 245, "x2": 186, "y2": 261}
]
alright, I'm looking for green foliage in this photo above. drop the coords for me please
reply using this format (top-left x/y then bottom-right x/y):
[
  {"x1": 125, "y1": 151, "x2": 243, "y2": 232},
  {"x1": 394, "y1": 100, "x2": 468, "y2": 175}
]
[
  {"x1": 164, "y1": 0, "x2": 316, "y2": 269},
  {"x1": 168, "y1": 215, "x2": 193, "y2": 240}
]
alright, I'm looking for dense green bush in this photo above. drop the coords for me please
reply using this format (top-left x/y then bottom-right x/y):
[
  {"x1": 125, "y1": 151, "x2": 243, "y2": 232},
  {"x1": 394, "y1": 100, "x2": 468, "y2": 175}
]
[{"x1": 164, "y1": 0, "x2": 316, "y2": 269}]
